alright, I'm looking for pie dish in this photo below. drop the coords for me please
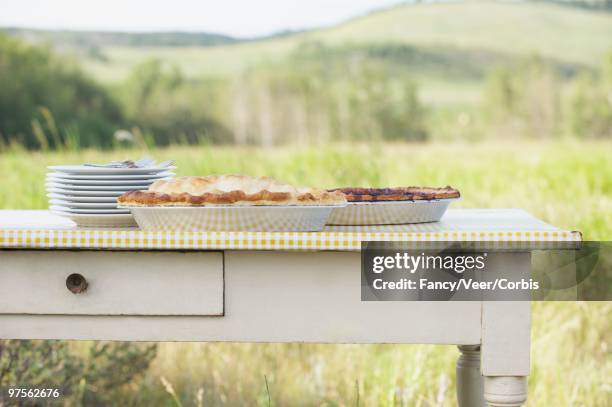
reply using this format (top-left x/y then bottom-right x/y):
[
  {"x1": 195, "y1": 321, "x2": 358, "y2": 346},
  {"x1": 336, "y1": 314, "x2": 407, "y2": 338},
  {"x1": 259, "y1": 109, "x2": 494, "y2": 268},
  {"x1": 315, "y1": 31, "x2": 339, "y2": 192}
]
[
  {"x1": 118, "y1": 175, "x2": 347, "y2": 206},
  {"x1": 325, "y1": 185, "x2": 460, "y2": 225},
  {"x1": 328, "y1": 186, "x2": 460, "y2": 202}
]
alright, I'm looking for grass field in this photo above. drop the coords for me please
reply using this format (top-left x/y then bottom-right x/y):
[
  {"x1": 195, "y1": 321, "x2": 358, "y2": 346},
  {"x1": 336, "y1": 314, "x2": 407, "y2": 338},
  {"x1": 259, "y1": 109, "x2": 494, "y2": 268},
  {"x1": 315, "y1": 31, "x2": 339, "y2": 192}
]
[
  {"x1": 3, "y1": 141, "x2": 610, "y2": 238},
  {"x1": 1, "y1": 141, "x2": 610, "y2": 405}
]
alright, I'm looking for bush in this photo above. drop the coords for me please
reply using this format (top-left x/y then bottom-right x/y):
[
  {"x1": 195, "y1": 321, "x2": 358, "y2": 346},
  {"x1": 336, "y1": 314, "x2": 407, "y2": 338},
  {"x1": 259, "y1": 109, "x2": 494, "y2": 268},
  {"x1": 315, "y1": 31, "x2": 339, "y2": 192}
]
[
  {"x1": 483, "y1": 51, "x2": 612, "y2": 140},
  {"x1": 0, "y1": 34, "x2": 123, "y2": 149},
  {"x1": 0, "y1": 340, "x2": 156, "y2": 406},
  {"x1": 483, "y1": 55, "x2": 561, "y2": 139},
  {"x1": 120, "y1": 59, "x2": 231, "y2": 146},
  {"x1": 563, "y1": 51, "x2": 612, "y2": 138},
  {"x1": 226, "y1": 43, "x2": 427, "y2": 144},
  {"x1": 119, "y1": 46, "x2": 428, "y2": 146}
]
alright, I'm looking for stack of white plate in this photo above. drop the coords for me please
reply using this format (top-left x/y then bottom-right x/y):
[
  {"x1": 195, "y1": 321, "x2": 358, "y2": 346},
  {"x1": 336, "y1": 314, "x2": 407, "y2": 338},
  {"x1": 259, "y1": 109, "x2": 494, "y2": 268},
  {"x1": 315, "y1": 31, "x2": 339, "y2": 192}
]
[{"x1": 46, "y1": 164, "x2": 175, "y2": 227}]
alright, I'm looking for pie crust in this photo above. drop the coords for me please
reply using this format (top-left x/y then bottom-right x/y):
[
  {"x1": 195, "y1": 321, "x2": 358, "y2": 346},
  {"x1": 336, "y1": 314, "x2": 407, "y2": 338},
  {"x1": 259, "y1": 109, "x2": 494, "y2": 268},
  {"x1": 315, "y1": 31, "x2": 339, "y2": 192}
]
[
  {"x1": 118, "y1": 175, "x2": 347, "y2": 206},
  {"x1": 328, "y1": 186, "x2": 460, "y2": 202}
]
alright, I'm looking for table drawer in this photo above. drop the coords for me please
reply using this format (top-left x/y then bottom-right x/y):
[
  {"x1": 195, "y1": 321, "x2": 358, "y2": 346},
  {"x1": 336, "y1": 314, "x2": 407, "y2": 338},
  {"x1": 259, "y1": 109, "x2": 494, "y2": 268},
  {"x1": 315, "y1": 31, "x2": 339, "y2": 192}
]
[{"x1": 0, "y1": 251, "x2": 224, "y2": 316}]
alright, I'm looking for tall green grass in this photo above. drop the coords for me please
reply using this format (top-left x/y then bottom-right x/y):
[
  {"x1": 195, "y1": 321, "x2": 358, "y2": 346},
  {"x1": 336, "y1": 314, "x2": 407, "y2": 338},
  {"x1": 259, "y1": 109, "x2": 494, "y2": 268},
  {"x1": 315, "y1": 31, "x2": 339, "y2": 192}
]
[
  {"x1": 0, "y1": 141, "x2": 610, "y2": 405},
  {"x1": 142, "y1": 300, "x2": 611, "y2": 406},
  {"x1": 3, "y1": 141, "x2": 609, "y2": 238}
]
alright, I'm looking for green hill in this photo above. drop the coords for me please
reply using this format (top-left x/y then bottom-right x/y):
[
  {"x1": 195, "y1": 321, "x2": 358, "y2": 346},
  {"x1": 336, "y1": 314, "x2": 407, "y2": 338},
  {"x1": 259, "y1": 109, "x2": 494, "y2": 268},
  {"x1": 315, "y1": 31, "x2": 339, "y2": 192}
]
[
  {"x1": 2, "y1": 28, "x2": 238, "y2": 49},
  {"x1": 76, "y1": 2, "x2": 612, "y2": 80},
  {"x1": 316, "y1": 1, "x2": 612, "y2": 66},
  {"x1": 67, "y1": 2, "x2": 612, "y2": 106},
  {"x1": 5, "y1": 1, "x2": 612, "y2": 107}
]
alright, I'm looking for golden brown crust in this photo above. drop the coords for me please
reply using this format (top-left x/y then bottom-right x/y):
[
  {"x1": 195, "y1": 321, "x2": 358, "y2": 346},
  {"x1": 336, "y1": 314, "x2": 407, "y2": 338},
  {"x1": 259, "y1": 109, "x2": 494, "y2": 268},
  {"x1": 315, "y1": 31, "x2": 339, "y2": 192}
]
[
  {"x1": 118, "y1": 175, "x2": 346, "y2": 206},
  {"x1": 328, "y1": 186, "x2": 460, "y2": 202}
]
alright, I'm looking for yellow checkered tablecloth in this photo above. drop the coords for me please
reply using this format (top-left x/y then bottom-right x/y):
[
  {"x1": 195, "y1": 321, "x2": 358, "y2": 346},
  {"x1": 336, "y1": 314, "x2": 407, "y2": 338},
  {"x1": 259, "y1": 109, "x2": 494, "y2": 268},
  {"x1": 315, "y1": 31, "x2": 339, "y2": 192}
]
[{"x1": 0, "y1": 210, "x2": 581, "y2": 251}]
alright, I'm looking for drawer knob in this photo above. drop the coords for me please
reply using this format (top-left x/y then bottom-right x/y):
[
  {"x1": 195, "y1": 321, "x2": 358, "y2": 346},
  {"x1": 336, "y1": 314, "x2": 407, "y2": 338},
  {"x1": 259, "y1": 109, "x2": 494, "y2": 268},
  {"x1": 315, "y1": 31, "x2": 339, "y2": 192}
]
[{"x1": 66, "y1": 273, "x2": 88, "y2": 294}]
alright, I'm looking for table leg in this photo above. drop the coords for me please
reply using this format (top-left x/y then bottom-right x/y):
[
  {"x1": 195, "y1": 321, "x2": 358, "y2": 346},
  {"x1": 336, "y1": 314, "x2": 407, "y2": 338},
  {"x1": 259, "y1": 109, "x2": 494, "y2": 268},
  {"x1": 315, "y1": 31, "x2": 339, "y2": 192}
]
[
  {"x1": 480, "y1": 255, "x2": 531, "y2": 407},
  {"x1": 456, "y1": 345, "x2": 485, "y2": 407},
  {"x1": 483, "y1": 376, "x2": 527, "y2": 407}
]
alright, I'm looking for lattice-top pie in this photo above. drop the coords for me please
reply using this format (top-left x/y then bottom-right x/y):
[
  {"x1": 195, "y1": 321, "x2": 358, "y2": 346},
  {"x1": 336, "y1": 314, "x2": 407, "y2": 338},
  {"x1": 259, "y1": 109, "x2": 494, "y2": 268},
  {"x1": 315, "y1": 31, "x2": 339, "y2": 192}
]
[
  {"x1": 118, "y1": 175, "x2": 347, "y2": 206},
  {"x1": 328, "y1": 186, "x2": 460, "y2": 202}
]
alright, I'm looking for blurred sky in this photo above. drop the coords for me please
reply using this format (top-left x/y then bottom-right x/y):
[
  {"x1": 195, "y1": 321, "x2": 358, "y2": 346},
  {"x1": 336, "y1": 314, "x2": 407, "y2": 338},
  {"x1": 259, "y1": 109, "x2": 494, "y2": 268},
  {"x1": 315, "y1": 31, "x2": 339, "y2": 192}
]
[{"x1": 0, "y1": 0, "x2": 402, "y2": 37}]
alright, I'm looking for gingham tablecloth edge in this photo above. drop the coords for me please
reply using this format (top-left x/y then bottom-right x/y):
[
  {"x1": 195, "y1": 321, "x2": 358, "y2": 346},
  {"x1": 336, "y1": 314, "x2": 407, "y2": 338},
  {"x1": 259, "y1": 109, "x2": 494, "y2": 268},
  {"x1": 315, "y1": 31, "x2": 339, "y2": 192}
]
[{"x1": 0, "y1": 229, "x2": 583, "y2": 251}]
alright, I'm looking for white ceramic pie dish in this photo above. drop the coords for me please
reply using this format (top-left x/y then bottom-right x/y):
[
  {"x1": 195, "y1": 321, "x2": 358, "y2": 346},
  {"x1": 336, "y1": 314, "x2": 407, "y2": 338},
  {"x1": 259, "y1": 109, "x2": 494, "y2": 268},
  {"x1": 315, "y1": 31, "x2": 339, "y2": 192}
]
[
  {"x1": 49, "y1": 199, "x2": 120, "y2": 209},
  {"x1": 49, "y1": 210, "x2": 137, "y2": 228},
  {"x1": 47, "y1": 171, "x2": 174, "y2": 180},
  {"x1": 46, "y1": 182, "x2": 157, "y2": 191},
  {"x1": 47, "y1": 193, "x2": 119, "y2": 202},
  {"x1": 122, "y1": 205, "x2": 346, "y2": 232},
  {"x1": 48, "y1": 165, "x2": 176, "y2": 175},
  {"x1": 46, "y1": 176, "x2": 167, "y2": 186},
  {"x1": 326, "y1": 198, "x2": 459, "y2": 225},
  {"x1": 50, "y1": 205, "x2": 130, "y2": 214}
]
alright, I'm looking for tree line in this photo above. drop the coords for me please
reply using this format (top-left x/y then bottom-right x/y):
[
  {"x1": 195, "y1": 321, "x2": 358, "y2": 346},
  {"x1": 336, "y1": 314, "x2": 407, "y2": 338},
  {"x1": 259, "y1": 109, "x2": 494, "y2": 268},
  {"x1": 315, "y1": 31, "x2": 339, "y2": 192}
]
[{"x1": 0, "y1": 34, "x2": 610, "y2": 150}]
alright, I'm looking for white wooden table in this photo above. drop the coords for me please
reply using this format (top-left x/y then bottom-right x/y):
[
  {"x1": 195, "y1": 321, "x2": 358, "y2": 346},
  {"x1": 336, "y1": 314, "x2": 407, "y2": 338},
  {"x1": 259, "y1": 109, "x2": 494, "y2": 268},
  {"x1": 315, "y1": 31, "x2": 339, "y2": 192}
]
[{"x1": 0, "y1": 209, "x2": 581, "y2": 406}]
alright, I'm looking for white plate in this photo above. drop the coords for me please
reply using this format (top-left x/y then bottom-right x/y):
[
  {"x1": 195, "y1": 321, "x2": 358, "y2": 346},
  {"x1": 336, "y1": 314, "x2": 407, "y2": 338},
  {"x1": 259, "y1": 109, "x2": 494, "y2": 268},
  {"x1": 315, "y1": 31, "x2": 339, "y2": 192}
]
[
  {"x1": 47, "y1": 172, "x2": 174, "y2": 180},
  {"x1": 124, "y1": 205, "x2": 345, "y2": 232},
  {"x1": 46, "y1": 182, "x2": 148, "y2": 191},
  {"x1": 46, "y1": 187, "x2": 133, "y2": 196},
  {"x1": 50, "y1": 211, "x2": 137, "y2": 228},
  {"x1": 47, "y1": 193, "x2": 119, "y2": 202},
  {"x1": 50, "y1": 205, "x2": 130, "y2": 214},
  {"x1": 326, "y1": 199, "x2": 458, "y2": 225},
  {"x1": 49, "y1": 199, "x2": 119, "y2": 209},
  {"x1": 46, "y1": 177, "x2": 162, "y2": 186},
  {"x1": 48, "y1": 165, "x2": 176, "y2": 175}
]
